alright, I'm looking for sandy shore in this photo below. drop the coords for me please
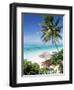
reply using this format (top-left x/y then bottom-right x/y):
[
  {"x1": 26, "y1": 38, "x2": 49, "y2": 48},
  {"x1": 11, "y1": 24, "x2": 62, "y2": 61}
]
[{"x1": 24, "y1": 52, "x2": 52, "y2": 68}]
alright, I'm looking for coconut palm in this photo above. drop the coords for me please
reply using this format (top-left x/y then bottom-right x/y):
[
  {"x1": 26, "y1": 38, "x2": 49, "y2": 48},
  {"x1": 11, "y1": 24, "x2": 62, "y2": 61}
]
[{"x1": 39, "y1": 16, "x2": 62, "y2": 51}]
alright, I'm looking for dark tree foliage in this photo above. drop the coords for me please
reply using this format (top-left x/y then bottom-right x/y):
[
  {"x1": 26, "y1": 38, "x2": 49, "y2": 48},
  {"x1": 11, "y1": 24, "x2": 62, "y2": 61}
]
[
  {"x1": 23, "y1": 60, "x2": 40, "y2": 75},
  {"x1": 23, "y1": 49, "x2": 63, "y2": 75},
  {"x1": 51, "y1": 49, "x2": 63, "y2": 65}
]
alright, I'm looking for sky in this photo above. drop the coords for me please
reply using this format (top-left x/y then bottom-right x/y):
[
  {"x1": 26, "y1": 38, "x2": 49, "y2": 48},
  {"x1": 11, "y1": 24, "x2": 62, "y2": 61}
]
[{"x1": 22, "y1": 13, "x2": 63, "y2": 45}]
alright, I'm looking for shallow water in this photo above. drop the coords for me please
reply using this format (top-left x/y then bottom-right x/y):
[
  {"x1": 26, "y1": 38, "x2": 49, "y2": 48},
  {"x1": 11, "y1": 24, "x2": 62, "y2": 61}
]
[{"x1": 23, "y1": 44, "x2": 63, "y2": 59}]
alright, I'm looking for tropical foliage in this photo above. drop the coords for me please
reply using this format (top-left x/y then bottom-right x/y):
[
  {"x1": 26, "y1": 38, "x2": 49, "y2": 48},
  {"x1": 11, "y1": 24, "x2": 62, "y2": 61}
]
[
  {"x1": 50, "y1": 49, "x2": 63, "y2": 73},
  {"x1": 23, "y1": 60, "x2": 40, "y2": 75},
  {"x1": 51, "y1": 49, "x2": 63, "y2": 65},
  {"x1": 39, "y1": 16, "x2": 62, "y2": 51},
  {"x1": 23, "y1": 16, "x2": 63, "y2": 75},
  {"x1": 23, "y1": 49, "x2": 63, "y2": 75}
]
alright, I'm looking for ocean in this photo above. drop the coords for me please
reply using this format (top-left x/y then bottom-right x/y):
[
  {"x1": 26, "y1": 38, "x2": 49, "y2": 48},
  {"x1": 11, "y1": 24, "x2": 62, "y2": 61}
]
[{"x1": 23, "y1": 44, "x2": 63, "y2": 59}]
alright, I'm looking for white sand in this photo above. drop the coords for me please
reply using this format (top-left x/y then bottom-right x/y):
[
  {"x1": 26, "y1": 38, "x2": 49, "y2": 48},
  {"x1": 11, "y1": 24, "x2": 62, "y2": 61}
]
[
  {"x1": 24, "y1": 52, "x2": 52, "y2": 68},
  {"x1": 25, "y1": 55, "x2": 44, "y2": 68}
]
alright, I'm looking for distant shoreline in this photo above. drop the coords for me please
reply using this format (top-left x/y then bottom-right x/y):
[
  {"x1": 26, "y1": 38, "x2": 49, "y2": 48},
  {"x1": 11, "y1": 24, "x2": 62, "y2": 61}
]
[
  {"x1": 24, "y1": 48, "x2": 63, "y2": 68},
  {"x1": 24, "y1": 47, "x2": 63, "y2": 59}
]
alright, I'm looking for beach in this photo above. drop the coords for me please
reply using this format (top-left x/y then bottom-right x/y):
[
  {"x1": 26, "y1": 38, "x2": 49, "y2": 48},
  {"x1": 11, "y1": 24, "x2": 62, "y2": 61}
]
[
  {"x1": 24, "y1": 44, "x2": 63, "y2": 68},
  {"x1": 23, "y1": 15, "x2": 63, "y2": 75}
]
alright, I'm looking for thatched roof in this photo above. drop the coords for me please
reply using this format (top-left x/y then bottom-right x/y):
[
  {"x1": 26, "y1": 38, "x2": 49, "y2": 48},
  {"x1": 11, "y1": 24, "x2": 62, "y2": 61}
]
[
  {"x1": 41, "y1": 59, "x2": 53, "y2": 68},
  {"x1": 39, "y1": 52, "x2": 52, "y2": 60}
]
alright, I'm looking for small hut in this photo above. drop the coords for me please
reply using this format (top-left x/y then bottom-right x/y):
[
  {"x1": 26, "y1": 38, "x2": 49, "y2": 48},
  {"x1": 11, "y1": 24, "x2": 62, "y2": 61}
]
[
  {"x1": 39, "y1": 52, "x2": 52, "y2": 68},
  {"x1": 41, "y1": 59, "x2": 53, "y2": 68},
  {"x1": 39, "y1": 52, "x2": 52, "y2": 60}
]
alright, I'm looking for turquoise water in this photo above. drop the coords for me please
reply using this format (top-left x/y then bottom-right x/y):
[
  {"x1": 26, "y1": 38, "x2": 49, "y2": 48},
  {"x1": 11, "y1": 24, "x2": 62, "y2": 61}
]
[{"x1": 24, "y1": 44, "x2": 63, "y2": 59}]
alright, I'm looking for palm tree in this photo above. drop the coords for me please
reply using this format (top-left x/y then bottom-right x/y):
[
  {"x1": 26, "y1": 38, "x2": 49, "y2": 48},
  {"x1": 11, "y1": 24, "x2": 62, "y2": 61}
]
[{"x1": 39, "y1": 16, "x2": 62, "y2": 52}]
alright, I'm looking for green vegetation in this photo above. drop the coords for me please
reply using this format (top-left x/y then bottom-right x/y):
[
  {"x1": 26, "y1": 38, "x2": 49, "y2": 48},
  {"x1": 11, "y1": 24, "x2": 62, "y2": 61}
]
[
  {"x1": 39, "y1": 16, "x2": 62, "y2": 51},
  {"x1": 23, "y1": 16, "x2": 63, "y2": 75},
  {"x1": 23, "y1": 60, "x2": 49, "y2": 75},
  {"x1": 23, "y1": 49, "x2": 63, "y2": 75},
  {"x1": 51, "y1": 49, "x2": 63, "y2": 65},
  {"x1": 51, "y1": 49, "x2": 63, "y2": 73},
  {"x1": 23, "y1": 60, "x2": 40, "y2": 75},
  {"x1": 39, "y1": 68, "x2": 49, "y2": 74}
]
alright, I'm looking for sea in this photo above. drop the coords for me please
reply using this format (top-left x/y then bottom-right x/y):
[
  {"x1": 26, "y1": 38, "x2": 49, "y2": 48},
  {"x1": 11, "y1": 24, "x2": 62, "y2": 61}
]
[{"x1": 23, "y1": 44, "x2": 63, "y2": 59}]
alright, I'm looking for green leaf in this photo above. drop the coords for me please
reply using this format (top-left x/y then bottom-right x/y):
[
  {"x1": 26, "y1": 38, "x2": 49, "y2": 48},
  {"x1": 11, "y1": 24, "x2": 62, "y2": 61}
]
[{"x1": 54, "y1": 18, "x2": 60, "y2": 27}]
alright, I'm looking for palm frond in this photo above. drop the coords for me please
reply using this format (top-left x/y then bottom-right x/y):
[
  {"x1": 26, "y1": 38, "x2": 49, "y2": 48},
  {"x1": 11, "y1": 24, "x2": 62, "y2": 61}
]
[
  {"x1": 41, "y1": 29, "x2": 52, "y2": 42},
  {"x1": 56, "y1": 26, "x2": 63, "y2": 29},
  {"x1": 39, "y1": 23, "x2": 49, "y2": 29},
  {"x1": 54, "y1": 18, "x2": 60, "y2": 27},
  {"x1": 39, "y1": 30, "x2": 47, "y2": 33},
  {"x1": 55, "y1": 26, "x2": 63, "y2": 33},
  {"x1": 58, "y1": 34, "x2": 62, "y2": 39},
  {"x1": 38, "y1": 16, "x2": 63, "y2": 51},
  {"x1": 44, "y1": 16, "x2": 53, "y2": 26}
]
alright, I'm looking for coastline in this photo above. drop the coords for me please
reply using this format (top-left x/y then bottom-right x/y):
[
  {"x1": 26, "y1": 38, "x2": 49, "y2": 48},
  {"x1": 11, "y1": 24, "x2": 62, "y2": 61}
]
[
  {"x1": 23, "y1": 47, "x2": 62, "y2": 68},
  {"x1": 24, "y1": 47, "x2": 62, "y2": 59}
]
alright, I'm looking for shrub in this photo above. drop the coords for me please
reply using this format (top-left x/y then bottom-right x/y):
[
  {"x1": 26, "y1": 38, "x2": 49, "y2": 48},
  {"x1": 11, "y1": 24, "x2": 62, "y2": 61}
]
[
  {"x1": 23, "y1": 60, "x2": 40, "y2": 75},
  {"x1": 51, "y1": 49, "x2": 63, "y2": 73},
  {"x1": 51, "y1": 49, "x2": 63, "y2": 65},
  {"x1": 39, "y1": 68, "x2": 49, "y2": 74}
]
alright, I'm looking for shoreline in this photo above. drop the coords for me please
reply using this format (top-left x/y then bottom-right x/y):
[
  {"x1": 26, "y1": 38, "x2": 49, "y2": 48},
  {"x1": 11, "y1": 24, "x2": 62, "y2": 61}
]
[
  {"x1": 23, "y1": 49, "x2": 63, "y2": 74},
  {"x1": 24, "y1": 51, "x2": 53, "y2": 68},
  {"x1": 24, "y1": 47, "x2": 62, "y2": 59}
]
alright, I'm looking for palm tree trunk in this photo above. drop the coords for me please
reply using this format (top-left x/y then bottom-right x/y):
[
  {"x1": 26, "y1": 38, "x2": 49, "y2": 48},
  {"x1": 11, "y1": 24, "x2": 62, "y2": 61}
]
[{"x1": 54, "y1": 40, "x2": 59, "y2": 52}]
